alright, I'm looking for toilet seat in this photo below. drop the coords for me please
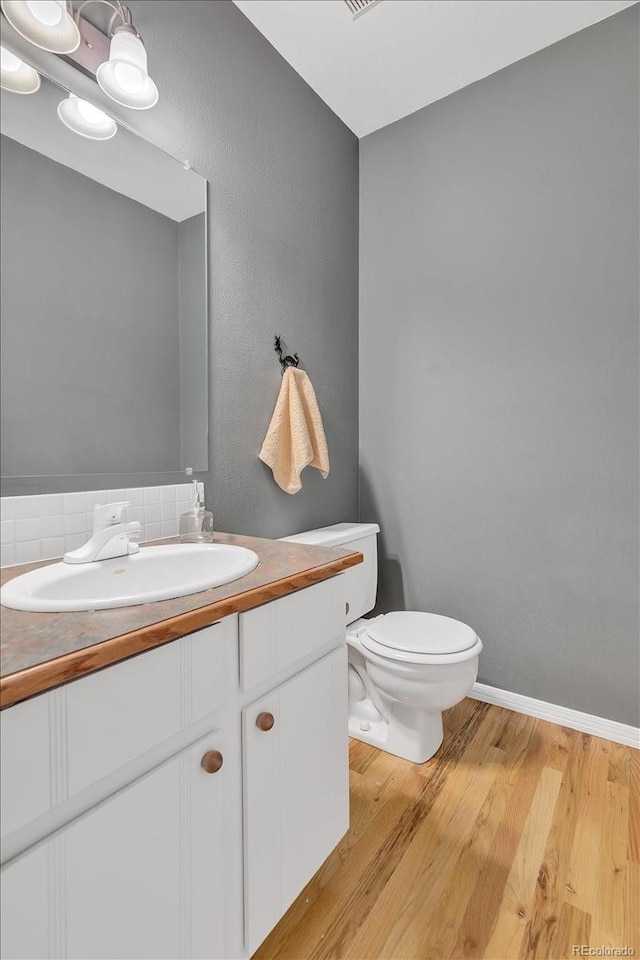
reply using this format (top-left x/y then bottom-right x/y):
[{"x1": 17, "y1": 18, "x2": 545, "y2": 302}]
[{"x1": 360, "y1": 611, "x2": 483, "y2": 665}]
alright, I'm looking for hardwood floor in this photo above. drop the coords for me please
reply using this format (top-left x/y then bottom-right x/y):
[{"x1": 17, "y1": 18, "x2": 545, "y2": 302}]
[{"x1": 253, "y1": 698, "x2": 639, "y2": 960}]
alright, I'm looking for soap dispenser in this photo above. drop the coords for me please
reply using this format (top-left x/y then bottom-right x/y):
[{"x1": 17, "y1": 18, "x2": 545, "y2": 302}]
[{"x1": 179, "y1": 468, "x2": 214, "y2": 543}]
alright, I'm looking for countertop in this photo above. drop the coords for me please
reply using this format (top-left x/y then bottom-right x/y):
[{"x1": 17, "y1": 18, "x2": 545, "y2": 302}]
[{"x1": 0, "y1": 532, "x2": 362, "y2": 709}]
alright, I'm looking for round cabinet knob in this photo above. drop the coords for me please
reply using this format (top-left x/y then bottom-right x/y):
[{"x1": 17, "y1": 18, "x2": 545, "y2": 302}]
[
  {"x1": 201, "y1": 750, "x2": 223, "y2": 774},
  {"x1": 256, "y1": 712, "x2": 275, "y2": 732}
]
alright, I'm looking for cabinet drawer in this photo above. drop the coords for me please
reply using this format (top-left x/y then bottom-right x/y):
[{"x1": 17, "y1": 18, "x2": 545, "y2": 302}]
[
  {"x1": 239, "y1": 576, "x2": 346, "y2": 690},
  {"x1": 1, "y1": 618, "x2": 236, "y2": 841}
]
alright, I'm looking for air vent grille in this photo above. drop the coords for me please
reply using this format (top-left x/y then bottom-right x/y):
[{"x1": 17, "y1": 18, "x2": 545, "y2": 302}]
[{"x1": 344, "y1": 0, "x2": 382, "y2": 19}]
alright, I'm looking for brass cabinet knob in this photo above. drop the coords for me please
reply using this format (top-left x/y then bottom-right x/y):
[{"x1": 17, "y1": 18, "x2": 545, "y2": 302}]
[
  {"x1": 256, "y1": 712, "x2": 275, "y2": 732},
  {"x1": 201, "y1": 750, "x2": 223, "y2": 774}
]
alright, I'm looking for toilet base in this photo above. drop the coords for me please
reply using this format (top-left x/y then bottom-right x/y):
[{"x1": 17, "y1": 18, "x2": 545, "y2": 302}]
[{"x1": 348, "y1": 704, "x2": 444, "y2": 764}]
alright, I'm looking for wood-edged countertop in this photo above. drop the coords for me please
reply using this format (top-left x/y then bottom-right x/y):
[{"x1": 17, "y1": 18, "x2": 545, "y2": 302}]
[{"x1": 0, "y1": 532, "x2": 362, "y2": 709}]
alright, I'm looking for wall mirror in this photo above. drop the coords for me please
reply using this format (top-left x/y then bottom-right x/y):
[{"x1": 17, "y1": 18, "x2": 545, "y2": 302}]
[{"x1": 0, "y1": 70, "x2": 208, "y2": 491}]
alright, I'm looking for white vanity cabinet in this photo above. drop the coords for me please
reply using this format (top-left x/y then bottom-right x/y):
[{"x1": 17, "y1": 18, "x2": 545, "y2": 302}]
[
  {"x1": 1, "y1": 731, "x2": 227, "y2": 960},
  {"x1": 0, "y1": 574, "x2": 349, "y2": 960}
]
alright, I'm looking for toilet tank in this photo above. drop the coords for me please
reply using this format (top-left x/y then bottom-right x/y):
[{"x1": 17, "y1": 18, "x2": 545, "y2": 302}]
[{"x1": 279, "y1": 522, "x2": 380, "y2": 623}]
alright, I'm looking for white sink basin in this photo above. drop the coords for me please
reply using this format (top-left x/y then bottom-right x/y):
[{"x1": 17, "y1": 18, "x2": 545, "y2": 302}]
[{"x1": 0, "y1": 543, "x2": 260, "y2": 613}]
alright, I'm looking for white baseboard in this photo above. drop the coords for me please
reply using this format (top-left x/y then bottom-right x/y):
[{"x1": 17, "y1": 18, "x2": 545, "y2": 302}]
[{"x1": 469, "y1": 682, "x2": 640, "y2": 749}]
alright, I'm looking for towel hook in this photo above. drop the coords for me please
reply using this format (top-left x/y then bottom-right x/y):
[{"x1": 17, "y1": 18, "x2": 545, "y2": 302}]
[{"x1": 274, "y1": 335, "x2": 299, "y2": 374}]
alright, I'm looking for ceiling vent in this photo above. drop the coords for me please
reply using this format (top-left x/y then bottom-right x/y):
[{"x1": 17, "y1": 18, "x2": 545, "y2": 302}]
[{"x1": 344, "y1": 0, "x2": 383, "y2": 19}]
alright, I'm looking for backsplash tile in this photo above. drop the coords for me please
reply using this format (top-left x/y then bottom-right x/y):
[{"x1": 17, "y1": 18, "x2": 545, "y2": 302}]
[
  {"x1": 1, "y1": 544, "x2": 16, "y2": 567},
  {"x1": 63, "y1": 514, "x2": 86, "y2": 537},
  {"x1": 41, "y1": 516, "x2": 64, "y2": 538},
  {"x1": 63, "y1": 492, "x2": 87, "y2": 515},
  {"x1": 15, "y1": 542, "x2": 41, "y2": 565},
  {"x1": 16, "y1": 518, "x2": 41, "y2": 542},
  {"x1": 1, "y1": 520, "x2": 16, "y2": 543},
  {"x1": 0, "y1": 484, "x2": 195, "y2": 567}
]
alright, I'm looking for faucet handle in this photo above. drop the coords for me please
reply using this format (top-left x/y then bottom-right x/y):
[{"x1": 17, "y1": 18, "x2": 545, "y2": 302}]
[{"x1": 93, "y1": 501, "x2": 131, "y2": 533}]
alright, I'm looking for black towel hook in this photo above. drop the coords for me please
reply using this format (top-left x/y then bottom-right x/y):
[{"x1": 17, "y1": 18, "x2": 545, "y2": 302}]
[{"x1": 274, "y1": 335, "x2": 300, "y2": 374}]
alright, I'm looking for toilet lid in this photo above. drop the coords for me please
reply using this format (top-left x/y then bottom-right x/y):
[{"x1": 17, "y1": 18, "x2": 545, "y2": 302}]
[{"x1": 363, "y1": 611, "x2": 478, "y2": 656}]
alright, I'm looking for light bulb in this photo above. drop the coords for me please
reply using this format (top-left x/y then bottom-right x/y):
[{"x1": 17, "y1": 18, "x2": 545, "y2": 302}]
[
  {"x1": 76, "y1": 98, "x2": 105, "y2": 123},
  {"x1": 96, "y1": 27, "x2": 158, "y2": 110},
  {"x1": 25, "y1": 0, "x2": 63, "y2": 25},
  {"x1": 57, "y1": 93, "x2": 117, "y2": 140},
  {"x1": 0, "y1": 0, "x2": 80, "y2": 53},
  {"x1": 113, "y1": 61, "x2": 144, "y2": 94},
  {"x1": 0, "y1": 45, "x2": 40, "y2": 94}
]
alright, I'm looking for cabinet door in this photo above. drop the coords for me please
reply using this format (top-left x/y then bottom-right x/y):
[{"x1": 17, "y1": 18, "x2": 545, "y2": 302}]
[
  {"x1": 1, "y1": 731, "x2": 227, "y2": 960},
  {"x1": 243, "y1": 646, "x2": 349, "y2": 955}
]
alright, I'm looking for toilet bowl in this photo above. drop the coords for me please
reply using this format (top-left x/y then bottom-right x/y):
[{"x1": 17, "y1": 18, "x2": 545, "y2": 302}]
[
  {"x1": 280, "y1": 523, "x2": 483, "y2": 764},
  {"x1": 347, "y1": 613, "x2": 482, "y2": 762}
]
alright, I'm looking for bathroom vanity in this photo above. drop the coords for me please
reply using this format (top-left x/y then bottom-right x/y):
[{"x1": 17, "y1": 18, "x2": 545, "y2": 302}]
[{"x1": 0, "y1": 534, "x2": 361, "y2": 960}]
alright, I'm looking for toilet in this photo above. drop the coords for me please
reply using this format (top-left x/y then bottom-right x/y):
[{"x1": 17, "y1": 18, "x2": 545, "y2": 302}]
[{"x1": 281, "y1": 522, "x2": 483, "y2": 763}]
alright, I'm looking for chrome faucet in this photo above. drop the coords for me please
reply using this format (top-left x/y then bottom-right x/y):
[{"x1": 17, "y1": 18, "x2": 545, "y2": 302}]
[{"x1": 63, "y1": 502, "x2": 142, "y2": 564}]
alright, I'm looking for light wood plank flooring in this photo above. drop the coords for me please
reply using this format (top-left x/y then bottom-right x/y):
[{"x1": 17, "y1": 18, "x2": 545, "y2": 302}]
[{"x1": 253, "y1": 698, "x2": 639, "y2": 960}]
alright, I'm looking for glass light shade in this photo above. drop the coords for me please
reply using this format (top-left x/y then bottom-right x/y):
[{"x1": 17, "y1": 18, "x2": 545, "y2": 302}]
[
  {"x1": 57, "y1": 93, "x2": 117, "y2": 140},
  {"x1": 0, "y1": 45, "x2": 40, "y2": 93},
  {"x1": 96, "y1": 29, "x2": 158, "y2": 110},
  {"x1": 0, "y1": 0, "x2": 80, "y2": 54}
]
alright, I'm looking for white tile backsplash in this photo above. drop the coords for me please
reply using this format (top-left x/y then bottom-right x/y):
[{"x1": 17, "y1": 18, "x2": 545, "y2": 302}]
[
  {"x1": 145, "y1": 521, "x2": 162, "y2": 542},
  {"x1": 64, "y1": 492, "x2": 87, "y2": 515},
  {"x1": 1, "y1": 520, "x2": 16, "y2": 543},
  {"x1": 161, "y1": 501, "x2": 176, "y2": 521},
  {"x1": 0, "y1": 484, "x2": 195, "y2": 566},
  {"x1": 41, "y1": 537, "x2": 65, "y2": 558},
  {"x1": 63, "y1": 514, "x2": 86, "y2": 536},
  {"x1": 15, "y1": 518, "x2": 41, "y2": 542},
  {"x1": 16, "y1": 541, "x2": 41, "y2": 564},
  {"x1": 41, "y1": 515, "x2": 64, "y2": 538},
  {"x1": 13, "y1": 497, "x2": 43, "y2": 520},
  {"x1": 160, "y1": 486, "x2": 176, "y2": 504},
  {"x1": 161, "y1": 519, "x2": 179, "y2": 539},
  {"x1": 143, "y1": 486, "x2": 161, "y2": 505},
  {"x1": 40, "y1": 494, "x2": 62, "y2": 516},
  {"x1": 144, "y1": 503, "x2": 162, "y2": 524},
  {"x1": 1, "y1": 543, "x2": 16, "y2": 567},
  {"x1": 0, "y1": 500, "x2": 16, "y2": 522}
]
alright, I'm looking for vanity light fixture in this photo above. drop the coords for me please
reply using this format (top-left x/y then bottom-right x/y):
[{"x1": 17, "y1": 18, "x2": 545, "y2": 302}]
[
  {"x1": 96, "y1": 22, "x2": 157, "y2": 109},
  {"x1": 67, "y1": 0, "x2": 158, "y2": 110},
  {"x1": 0, "y1": 1, "x2": 80, "y2": 54},
  {"x1": 0, "y1": 44, "x2": 40, "y2": 92},
  {"x1": 1, "y1": 1, "x2": 158, "y2": 109},
  {"x1": 57, "y1": 91, "x2": 117, "y2": 139}
]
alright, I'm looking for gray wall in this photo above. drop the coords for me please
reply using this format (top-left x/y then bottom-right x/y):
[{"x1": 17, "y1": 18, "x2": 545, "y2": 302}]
[
  {"x1": 2, "y1": 0, "x2": 359, "y2": 536},
  {"x1": 178, "y1": 213, "x2": 208, "y2": 472},
  {"x1": 0, "y1": 134, "x2": 182, "y2": 477},
  {"x1": 360, "y1": 7, "x2": 639, "y2": 725}
]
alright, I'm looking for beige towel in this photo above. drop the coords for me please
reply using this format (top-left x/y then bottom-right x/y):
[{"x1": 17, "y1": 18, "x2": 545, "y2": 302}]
[{"x1": 259, "y1": 367, "x2": 330, "y2": 495}]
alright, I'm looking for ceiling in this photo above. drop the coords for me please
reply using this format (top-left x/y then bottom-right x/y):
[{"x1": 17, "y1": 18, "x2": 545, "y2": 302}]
[{"x1": 233, "y1": 0, "x2": 637, "y2": 138}]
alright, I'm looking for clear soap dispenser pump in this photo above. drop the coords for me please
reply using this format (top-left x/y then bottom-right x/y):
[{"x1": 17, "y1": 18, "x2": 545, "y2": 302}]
[{"x1": 179, "y1": 468, "x2": 214, "y2": 543}]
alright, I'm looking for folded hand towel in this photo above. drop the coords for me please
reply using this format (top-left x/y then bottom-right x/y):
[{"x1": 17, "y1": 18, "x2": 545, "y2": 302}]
[{"x1": 259, "y1": 367, "x2": 330, "y2": 495}]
